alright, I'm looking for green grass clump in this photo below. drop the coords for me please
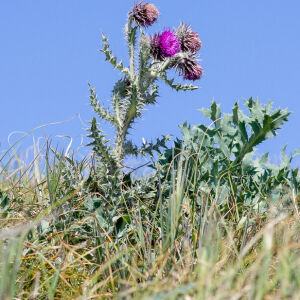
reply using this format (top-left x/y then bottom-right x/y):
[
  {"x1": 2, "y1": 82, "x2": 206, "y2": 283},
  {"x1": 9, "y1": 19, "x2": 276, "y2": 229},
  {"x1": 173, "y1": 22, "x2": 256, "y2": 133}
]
[{"x1": 1, "y1": 133, "x2": 300, "y2": 299}]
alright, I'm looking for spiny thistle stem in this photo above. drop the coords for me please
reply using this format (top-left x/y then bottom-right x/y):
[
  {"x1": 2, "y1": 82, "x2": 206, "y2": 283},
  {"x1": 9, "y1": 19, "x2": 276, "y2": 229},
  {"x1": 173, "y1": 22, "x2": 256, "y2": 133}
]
[{"x1": 127, "y1": 17, "x2": 136, "y2": 80}]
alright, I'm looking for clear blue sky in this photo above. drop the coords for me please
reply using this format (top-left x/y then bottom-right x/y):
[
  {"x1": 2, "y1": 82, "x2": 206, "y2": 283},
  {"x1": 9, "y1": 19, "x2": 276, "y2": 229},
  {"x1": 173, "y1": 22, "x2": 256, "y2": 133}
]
[{"x1": 1, "y1": 0, "x2": 300, "y2": 165}]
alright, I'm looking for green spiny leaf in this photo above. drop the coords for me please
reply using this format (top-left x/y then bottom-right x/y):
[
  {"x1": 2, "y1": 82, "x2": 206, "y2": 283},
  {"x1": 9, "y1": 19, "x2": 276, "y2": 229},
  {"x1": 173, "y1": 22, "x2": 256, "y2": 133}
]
[
  {"x1": 87, "y1": 118, "x2": 117, "y2": 170},
  {"x1": 160, "y1": 72, "x2": 198, "y2": 91},
  {"x1": 101, "y1": 33, "x2": 130, "y2": 76},
  {"x1": 89, "y1": 84, "x2": 116, "y2": 125}
]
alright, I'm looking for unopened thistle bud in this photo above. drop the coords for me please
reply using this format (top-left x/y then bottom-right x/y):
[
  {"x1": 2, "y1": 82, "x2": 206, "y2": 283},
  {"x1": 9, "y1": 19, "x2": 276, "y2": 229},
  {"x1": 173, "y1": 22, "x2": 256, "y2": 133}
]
[
  {"x1": 150, "y1": 33, "x2": 163, "y2": 60},
  {"x1": 175, "y1": 23, "x2": 202, "y2": 54},
  {"x1": 150, "y1": 30, "x2": 181, "y2": 60},
  {"x1": 173, "y1": 52, "x2": 203, "y2": 81},
  {"x1": 131, "y1": 2, "x2": 159, "y2": 27}
]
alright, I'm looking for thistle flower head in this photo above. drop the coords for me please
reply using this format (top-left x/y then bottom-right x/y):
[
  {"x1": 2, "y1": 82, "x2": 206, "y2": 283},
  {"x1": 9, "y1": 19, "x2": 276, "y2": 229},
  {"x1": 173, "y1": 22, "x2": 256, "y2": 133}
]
[
  {"x1": 159, "y1": 30, "x2": 181, "y2": 57},
  {"x1": 131, "y1": 1, "x2": 159, "y2": 27},
  {"x1": 150, "y1": 30, "x2": 181, "y2": 60},
  {"x1": 172, "y1": 52, "x2": 203, "y2": 81},
  {"x1": 175, "y1": 23, "x2": 202, "y2": 54}
]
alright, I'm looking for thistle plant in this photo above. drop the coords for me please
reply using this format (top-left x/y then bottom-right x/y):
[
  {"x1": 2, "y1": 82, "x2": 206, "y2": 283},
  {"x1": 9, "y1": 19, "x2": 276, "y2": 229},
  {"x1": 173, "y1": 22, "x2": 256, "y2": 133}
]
[{"x1": 88, "y1": 1, "x2": 203, "y2": 173}]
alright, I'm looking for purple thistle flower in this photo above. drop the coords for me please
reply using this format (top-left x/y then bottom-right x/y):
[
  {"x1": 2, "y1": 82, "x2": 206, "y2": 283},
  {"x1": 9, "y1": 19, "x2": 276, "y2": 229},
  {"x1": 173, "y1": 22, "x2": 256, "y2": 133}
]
[
  {"x1": 131, "y1": 2, "x2": 159, "y2": 27},
  {"x1": 176, "y1": 23, "x2": 202, "y2": 54},
  {"x1": 150, "y1": 30, "x2": 180, "y2": 61},
  {"x1": 159, "y1": 30, "x2": 181, "y2": 58},
  {"x1": 172, "y1": 52, "x2": 203, "y2": 81}
]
